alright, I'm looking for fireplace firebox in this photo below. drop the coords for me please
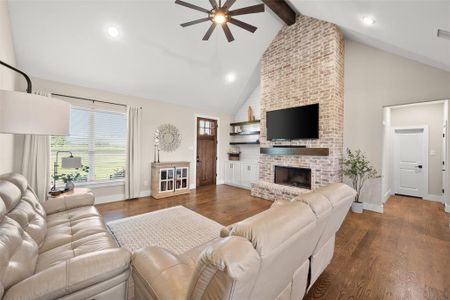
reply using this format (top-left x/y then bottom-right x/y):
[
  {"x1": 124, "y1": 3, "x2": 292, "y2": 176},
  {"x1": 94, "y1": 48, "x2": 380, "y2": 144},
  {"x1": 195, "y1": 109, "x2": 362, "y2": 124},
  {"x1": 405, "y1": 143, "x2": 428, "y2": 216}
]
[{"x1": 274, "y1": 166, "x2": 311, "y2": 189}]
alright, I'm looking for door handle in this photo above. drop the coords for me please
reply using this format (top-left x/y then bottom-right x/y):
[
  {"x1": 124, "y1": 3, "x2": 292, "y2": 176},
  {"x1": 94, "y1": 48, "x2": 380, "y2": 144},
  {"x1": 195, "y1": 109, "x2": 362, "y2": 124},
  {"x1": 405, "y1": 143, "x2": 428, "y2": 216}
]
[{"x1": 417, "y1": 165, "x2": 423, "y2": 169}]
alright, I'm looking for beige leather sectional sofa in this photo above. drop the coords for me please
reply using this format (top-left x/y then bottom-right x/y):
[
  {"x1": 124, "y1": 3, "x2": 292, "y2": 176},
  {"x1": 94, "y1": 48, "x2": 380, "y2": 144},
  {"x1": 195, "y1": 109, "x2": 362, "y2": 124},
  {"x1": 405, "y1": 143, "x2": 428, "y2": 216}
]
[
  {"x1": 0, "y1": 173, "x2": 130, "y2": 300},
  {"x1": 131, "y1": 183, "x2": 356, "y2": 300},
  {"x1": 0, "y1": 172, "x2": 355, "y2": 300}
]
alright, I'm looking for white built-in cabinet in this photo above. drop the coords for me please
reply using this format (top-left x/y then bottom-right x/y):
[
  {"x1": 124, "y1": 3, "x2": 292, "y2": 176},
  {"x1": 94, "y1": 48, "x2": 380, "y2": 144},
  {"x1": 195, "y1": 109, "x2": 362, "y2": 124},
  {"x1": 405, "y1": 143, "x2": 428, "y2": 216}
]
[{"x1": 224, "y1": 160, "x2": 258, "y2": 189}]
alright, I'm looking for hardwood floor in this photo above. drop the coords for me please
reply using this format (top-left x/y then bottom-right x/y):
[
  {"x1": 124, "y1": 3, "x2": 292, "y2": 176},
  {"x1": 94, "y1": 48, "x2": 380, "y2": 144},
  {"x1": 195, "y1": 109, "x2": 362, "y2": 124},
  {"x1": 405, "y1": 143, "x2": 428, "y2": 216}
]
[
  {"x1": 97, "y1": 184, "x2": 272, "y2": 225},
  {"x1": 96, "y1": 187, "x2": 450, "y2": 299}
]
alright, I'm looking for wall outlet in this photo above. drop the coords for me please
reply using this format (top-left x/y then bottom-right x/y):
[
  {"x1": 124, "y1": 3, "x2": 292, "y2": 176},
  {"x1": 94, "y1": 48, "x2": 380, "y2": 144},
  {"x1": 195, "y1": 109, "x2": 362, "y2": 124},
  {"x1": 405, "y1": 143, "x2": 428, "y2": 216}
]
[{"x1": 430, "y1": 150, "x2": 436, "y2": 156}]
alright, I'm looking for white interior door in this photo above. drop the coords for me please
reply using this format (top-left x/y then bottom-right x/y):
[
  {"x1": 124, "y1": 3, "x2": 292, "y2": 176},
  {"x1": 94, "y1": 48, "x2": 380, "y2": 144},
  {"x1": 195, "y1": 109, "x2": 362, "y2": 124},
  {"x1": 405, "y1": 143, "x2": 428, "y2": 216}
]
[
  {"x1": 394, "y1": 128, "x2": 427, "y2": 198},
  {"x1": 443, "y1": 122, "x2": 447, "y2": 201}
]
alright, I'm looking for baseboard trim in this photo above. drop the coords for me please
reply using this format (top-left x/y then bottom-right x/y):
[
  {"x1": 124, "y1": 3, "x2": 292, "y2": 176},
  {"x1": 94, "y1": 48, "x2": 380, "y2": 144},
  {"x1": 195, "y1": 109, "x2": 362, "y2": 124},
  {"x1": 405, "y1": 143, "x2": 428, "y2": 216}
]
[
  {"x1": 383, "y1": 189, "x2": 392, "y2": 203},
  {"x1": 363, "y1": 202, "x2": 384, "y2": 213},
  {"x1": 445, "y1": 203, "x2": 450, "y2": 213},
  {"x1": 424, "y1": 194, "x2": 443, "y2": 203},
  {"x1": 95, "y1": 194, "x2": 126, "y2": 204},
  {"x1": 95, "y1": 189, "x2": 151, "y2": 204}
]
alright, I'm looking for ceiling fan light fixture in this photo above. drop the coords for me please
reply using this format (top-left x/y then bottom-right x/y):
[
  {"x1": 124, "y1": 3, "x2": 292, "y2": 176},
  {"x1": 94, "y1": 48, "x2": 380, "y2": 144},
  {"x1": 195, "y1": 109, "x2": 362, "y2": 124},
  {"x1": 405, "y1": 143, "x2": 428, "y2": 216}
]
[{"x1": 212, "y1": 11, "x2": 227, "y2": 24}]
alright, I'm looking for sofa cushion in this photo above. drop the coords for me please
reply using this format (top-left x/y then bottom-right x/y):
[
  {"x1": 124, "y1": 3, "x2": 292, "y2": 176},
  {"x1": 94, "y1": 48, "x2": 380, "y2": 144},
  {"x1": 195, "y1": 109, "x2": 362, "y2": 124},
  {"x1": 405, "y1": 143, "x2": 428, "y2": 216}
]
[
  {"x1": 40, "y1": 215, "x2": 109, "y2": 253},
  {"x1": 45, "y1": 206, "x2": 100, "y2": 228},
  {"x1": 0, "y1": 173, "x2": 28, "y2": 196},
  {"x1": 36, "y1": 232, "x2": 119, "y2": 272},
  {"x1": 230, "y1": 201, "x2": 316, "y2": 256},
  {"x1": 0, "y1": 214, "x2": 39, "y2": 293},
  {"x1": 0, "y1": 181, "x2": 22, "y2": 213},
  {"x1": 4, "y1": 248, "x2": 130, "y2": 300},
  {"x1": 1, "y1": 178, "x2": 48, "y2": 248}
]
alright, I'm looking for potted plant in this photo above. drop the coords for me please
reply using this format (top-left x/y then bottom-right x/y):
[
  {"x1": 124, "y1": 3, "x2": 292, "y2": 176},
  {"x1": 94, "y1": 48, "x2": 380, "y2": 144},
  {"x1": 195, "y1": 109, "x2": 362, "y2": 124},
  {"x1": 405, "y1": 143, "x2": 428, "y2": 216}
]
[
  {"x1": 52, "y1": 165, "x2": 89, "y2": 192},
  {"x1": 343, "y1": 149, "x2": 379, "y2": 213}
]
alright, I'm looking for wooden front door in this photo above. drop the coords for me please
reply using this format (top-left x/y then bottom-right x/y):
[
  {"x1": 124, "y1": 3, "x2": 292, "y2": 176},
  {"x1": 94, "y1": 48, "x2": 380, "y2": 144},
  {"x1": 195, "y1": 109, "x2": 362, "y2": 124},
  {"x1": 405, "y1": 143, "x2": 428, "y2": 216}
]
[{"x1": 196, "y1": 117, "x2": 217, "y2": 187}]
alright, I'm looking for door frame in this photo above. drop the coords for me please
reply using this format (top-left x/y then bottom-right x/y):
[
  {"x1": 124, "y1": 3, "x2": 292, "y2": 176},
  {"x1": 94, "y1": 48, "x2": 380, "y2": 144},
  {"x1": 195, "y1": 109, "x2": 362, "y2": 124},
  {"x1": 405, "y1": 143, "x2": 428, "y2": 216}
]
[
  {"x1": 392, "y1": 125, "x2": 429, "y2": 198},
  {"x1": 193, "y1": 114, "x2": 220, "y2": 189}
]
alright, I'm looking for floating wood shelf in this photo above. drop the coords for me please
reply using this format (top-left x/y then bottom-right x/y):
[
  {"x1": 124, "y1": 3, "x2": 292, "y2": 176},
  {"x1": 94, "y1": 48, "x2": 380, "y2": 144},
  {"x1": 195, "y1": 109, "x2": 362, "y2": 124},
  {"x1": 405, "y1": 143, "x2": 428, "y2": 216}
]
[
  {"x1": 230, "y1": 131, "x2": 260, "y2": 136},
  {"x1": 230, "y1": 120, "x2": 260, "y2": 126},
  {"x1": 230, "y1": 141, "x2": 260, "y2": 145},
  {"x1": 260, "y1": 147, "x2": 329, "y2": 156}
]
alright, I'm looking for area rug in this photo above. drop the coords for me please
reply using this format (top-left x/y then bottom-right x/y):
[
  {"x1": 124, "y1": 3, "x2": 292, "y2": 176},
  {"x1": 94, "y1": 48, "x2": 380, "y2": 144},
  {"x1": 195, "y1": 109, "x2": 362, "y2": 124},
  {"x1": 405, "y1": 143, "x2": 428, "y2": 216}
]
[{"x1": 106, "y1": 205, "x2": 224, "y2": 254}]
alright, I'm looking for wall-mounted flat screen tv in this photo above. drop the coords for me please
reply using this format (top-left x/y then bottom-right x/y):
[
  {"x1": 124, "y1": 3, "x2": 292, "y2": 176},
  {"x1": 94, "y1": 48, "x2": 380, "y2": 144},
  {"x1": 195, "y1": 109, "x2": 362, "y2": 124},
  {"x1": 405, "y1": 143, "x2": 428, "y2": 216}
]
[{"x1": 266, "y1": 103, "x2": 319, "y2": 140}]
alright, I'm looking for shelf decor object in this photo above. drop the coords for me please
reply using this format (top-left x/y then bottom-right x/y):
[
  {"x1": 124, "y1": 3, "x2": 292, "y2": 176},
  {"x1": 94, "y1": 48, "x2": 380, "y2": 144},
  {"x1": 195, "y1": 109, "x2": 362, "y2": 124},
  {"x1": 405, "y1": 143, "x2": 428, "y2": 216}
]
[{"x1": 0, "y1": 60, "x2": 70, "y2": 135}]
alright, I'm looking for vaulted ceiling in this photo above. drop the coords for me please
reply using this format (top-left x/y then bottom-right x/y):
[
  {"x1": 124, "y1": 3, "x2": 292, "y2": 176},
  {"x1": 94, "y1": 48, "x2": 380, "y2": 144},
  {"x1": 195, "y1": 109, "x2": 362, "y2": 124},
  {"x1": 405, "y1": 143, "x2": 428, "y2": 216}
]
[
  {"x1": 290, "y1": 1, "x2": 450, "y2": 72},
  {"x1": 8, "y1": 1, "x2": 450, "y2": 114},
  {"x1": 8, "y1": 0, "x2": 283, "y2": 113}
]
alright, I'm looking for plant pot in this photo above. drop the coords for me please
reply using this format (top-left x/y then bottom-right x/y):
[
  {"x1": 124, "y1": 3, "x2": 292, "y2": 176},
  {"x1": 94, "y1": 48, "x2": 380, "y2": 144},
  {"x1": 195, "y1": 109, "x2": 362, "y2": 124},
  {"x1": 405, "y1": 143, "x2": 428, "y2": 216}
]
[
  {"x1": 351, "y1": 202, "x2": 364, "y2": 213},
  {"x1": 65, "y1": 181, "x2": 75, "y2": 191}
]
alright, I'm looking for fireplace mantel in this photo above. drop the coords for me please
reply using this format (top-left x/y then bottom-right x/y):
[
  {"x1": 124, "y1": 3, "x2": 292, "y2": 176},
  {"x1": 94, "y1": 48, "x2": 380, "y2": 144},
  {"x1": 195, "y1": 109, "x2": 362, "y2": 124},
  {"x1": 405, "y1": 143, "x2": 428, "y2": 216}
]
[{"x1": 260, "y1": 147, "x2": 329, "y2": 156}]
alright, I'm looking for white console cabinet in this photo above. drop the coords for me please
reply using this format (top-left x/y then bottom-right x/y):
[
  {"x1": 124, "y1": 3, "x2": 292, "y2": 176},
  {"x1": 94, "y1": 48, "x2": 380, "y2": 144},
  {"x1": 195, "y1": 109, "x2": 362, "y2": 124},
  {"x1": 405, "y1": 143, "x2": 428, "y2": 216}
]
[{"x1": 224, "y1": 160, "x2": 258, "y2": 189}]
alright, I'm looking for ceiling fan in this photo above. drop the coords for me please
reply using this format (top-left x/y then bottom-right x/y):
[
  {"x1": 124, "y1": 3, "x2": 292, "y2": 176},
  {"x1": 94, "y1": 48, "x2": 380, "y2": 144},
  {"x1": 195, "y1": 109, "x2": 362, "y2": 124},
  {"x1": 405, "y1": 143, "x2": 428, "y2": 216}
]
[{"x1": 175, "y1": 0, "x2": 265, "y2": 42}]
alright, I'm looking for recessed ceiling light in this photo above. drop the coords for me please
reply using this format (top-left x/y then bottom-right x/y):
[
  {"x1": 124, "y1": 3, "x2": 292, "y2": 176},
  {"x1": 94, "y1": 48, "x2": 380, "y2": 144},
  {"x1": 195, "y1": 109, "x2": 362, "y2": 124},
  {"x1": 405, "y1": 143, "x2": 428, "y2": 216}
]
[
  {"x1": 225, "y1": 73, "x2": 236, "y2": 83},
  {"x1": 362, "y1": 16, "x2": 375, "y2": 25},
  {"x1": 107, "y1": 26, "x2": 120, "y2": 38}
]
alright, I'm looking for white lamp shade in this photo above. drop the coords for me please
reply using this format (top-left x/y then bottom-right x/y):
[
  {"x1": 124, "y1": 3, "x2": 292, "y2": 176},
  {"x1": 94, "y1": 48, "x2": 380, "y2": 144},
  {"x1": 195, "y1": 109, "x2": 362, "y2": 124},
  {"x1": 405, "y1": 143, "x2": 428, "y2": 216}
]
[
  {"x1": 61, "y1": 156, "x2": 82, "y2": 169},
  {"x1": 0, "y1": 89, "x2": 70, "y2": 135}
]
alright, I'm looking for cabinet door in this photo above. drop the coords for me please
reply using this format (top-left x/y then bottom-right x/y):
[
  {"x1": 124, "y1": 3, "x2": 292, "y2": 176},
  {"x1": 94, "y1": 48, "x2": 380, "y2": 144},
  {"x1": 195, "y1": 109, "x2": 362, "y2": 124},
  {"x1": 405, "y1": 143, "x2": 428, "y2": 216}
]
[
  {"x1": 225, "y1": 161, "x2": 233, "y2": 184},
  {"x1": 241, "y1": 163, "x2": 256, "y2": 188},
  {"x1": 232, "y1": 162, "x2": 241, "y2": 185},
  {"x1": 159, "y1": 168, "x2": 174, "y2": 193},
  {"x1": 175, "y1": 167, "x2": 189, "y2": 191}
]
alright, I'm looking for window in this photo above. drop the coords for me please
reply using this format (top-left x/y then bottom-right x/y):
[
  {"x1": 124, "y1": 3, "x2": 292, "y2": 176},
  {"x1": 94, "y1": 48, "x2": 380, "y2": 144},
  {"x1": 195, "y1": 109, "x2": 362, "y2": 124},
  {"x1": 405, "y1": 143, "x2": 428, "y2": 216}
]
[
  {"x1": 198, "y1": 119, "x2": 215, "y2": 136},
  {"x1": 50, "y1": 105, "x2": 127, "y2": 185}
]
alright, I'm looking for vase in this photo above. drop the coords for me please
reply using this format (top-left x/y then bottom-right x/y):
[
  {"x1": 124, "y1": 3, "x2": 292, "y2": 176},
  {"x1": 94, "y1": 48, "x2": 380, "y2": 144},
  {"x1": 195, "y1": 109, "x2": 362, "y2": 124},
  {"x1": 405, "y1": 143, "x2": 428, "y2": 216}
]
[
  {"x1": 65, "y1": 181, "x2": 75, "y2": 191},
  {"x1": 351, "y1": 202, "x2": 364, "y2": 213}
]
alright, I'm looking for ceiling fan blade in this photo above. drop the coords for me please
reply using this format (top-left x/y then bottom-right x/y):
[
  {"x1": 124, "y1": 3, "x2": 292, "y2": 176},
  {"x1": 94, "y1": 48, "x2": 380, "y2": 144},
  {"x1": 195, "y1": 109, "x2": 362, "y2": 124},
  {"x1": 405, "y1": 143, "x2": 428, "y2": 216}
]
[
  {"x1": 175, "y1": 0, "x2": 211, "y2": 14},
  {"x1": 222, "y1": 0, "x2": 236, "y2": 9},
  {"x1": 181, "y1": 17, "x2": 210, "y2": 27},
  {"x1": 228, "y1": 18, "x2": 257, "y2": 33},
  {"x1": 203, "y1": 23, "x2": 217, "y2": 40},
  {"x1": 209, "y1": 0, "x2": 218, "y2": 9},
  {"x1": 229, "y1": 4, "x2": 265, "y2": 16},
  {"x1": 221, "y1": 23, "x2": 235, "y2": 42}
]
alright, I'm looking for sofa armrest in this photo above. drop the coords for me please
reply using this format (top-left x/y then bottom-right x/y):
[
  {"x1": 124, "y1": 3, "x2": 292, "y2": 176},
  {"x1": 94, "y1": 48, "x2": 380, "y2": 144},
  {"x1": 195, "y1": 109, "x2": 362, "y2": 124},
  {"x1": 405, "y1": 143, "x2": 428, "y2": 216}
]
[
  {"x1": 132, "y1": 247, "x2": 194, "y2": 300},
  {"x1": 44, "y1": 189, "x2": 95, "y2": 214},
  {"x1": 3, "y1": 248, "x2": 130, "y2": 300}
]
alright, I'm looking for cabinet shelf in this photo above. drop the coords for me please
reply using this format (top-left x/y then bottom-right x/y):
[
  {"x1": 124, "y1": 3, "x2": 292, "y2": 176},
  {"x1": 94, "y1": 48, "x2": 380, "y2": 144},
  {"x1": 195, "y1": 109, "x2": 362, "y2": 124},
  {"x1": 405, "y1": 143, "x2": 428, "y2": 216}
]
[
  {"x1": 230, "y1": 120, "x2": 260, "y2": 126},
  {"x1": 230, "y1": 141, "x2": 260, "y2": 145},
  {"x1": 230, "y1": 131, "x2": 260, "y2": 136}
]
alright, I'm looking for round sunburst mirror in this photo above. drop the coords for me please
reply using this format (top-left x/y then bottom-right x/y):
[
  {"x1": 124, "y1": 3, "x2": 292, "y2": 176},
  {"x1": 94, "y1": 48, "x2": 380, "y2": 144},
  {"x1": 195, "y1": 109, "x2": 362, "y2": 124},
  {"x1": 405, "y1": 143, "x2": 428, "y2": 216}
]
[{"x1": 155, "y1": 123, "x2": 181, "y2": 152}]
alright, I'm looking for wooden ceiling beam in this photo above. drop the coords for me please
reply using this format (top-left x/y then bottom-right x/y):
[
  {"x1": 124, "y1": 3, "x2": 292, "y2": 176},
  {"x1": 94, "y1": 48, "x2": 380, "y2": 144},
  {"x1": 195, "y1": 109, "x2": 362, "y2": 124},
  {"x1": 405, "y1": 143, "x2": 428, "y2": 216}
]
[{"x1": 262, "y1": 0, "x2": 297, "y2": 26}]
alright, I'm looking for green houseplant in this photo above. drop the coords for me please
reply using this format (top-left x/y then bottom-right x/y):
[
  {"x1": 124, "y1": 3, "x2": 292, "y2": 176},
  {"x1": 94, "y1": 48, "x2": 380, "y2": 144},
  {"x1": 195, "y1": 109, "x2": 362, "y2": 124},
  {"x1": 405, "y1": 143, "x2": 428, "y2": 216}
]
[
  {"x1": 343, "y1": 148, "x2": 379, "y2": 213},
  {"x1": 52, "y1": 165, "x2": 89, "y2": 191}
]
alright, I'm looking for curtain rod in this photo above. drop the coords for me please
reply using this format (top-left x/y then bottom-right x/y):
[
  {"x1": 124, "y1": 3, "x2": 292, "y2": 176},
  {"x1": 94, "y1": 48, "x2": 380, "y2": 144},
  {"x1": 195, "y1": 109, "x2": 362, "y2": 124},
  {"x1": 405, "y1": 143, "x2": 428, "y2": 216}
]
[{"x1": 52, "y1": 93, "x2": 142, "y2": 109}]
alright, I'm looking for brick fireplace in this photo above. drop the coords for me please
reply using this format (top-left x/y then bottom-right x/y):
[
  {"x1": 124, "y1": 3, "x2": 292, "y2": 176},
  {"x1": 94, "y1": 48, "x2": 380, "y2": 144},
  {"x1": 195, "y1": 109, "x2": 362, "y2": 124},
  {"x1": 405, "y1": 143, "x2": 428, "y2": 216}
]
[{"x1": 251, "y1": 14, "x2": 344, "y2": 201}]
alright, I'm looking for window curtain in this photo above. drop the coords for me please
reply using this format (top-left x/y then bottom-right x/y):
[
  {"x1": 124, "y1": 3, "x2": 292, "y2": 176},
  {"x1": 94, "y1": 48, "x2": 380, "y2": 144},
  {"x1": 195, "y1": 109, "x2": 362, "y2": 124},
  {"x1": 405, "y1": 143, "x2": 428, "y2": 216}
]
[
  {"x1": 21, "y1": 91, "x2": 51, "y2": 202},
  {"x1": 125, "y1": 106, "x2": 141, "y2": 199}
]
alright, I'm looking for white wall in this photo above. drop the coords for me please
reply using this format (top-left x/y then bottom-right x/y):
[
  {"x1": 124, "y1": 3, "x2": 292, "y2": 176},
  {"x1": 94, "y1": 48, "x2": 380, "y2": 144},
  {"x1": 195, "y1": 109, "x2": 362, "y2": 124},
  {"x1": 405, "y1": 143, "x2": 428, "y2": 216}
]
[
  {"x1": 232, "y1": 84, "x2": 261, "y2": 161},
  {"x1": 387, "y1": 102, "x2": 444, "y2": 198},
  {"x1": 0, "y1": 1, "x2": 17, "y2": 174},
  {"x1": 344, "y1": 39, "x2": 450, "y2": 206},
  {"x1": 28, "y1": 77, "x2": 231, "y2": 203}
]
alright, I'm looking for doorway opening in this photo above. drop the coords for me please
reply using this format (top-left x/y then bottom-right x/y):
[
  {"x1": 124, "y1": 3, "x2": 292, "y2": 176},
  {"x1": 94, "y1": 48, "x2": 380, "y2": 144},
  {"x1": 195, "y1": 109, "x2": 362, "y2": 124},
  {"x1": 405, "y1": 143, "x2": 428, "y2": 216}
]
[
  {"x1": 196, "y1": 117, "x2": 218, "y2": 187},
  {"x1": 382, "y1": 100, "x2": 449, "y2": 211}
]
